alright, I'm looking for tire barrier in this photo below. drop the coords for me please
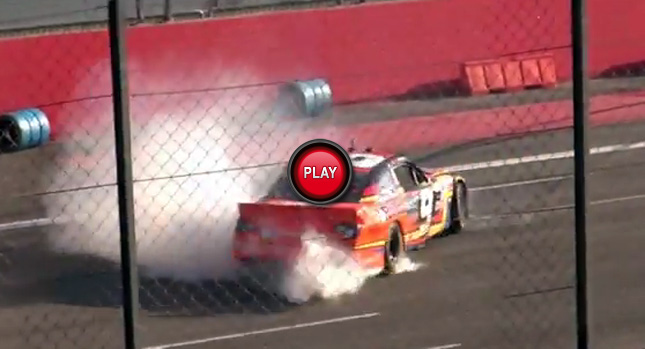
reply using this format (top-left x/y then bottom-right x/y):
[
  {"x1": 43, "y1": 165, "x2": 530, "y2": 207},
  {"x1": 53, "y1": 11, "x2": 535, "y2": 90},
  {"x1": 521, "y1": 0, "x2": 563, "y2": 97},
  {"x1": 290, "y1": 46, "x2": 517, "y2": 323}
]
[
  {"x1": 0, "y1": 108, "x2": 51, "y2": 153},
  {"x1": 281, "y1": 78, "x2": 333, "y2": 117}
]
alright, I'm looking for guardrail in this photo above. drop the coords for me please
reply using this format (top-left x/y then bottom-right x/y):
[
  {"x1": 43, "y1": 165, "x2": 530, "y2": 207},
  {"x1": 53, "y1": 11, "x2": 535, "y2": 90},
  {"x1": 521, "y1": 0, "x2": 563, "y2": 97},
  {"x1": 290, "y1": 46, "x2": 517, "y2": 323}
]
[{"x1": 0, "y1": 0, "x2": 370, "y2": 31}]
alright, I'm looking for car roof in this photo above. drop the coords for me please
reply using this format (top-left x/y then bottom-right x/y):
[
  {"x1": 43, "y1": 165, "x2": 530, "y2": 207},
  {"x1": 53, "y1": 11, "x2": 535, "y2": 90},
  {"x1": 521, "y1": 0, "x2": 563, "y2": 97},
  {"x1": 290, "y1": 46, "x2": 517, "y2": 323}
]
[
  {"x1": 349, "y1": 152, "x2": 389, "y2": 170},
  {"x1": 350, "y1": 150, "x2": 413, "y2": 166}
]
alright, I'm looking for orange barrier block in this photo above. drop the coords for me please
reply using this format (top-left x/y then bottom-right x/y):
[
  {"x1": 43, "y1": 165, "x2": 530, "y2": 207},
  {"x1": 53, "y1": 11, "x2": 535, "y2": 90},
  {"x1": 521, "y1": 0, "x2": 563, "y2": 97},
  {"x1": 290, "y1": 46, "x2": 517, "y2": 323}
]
[
  {"x1": 483, "y1": 62, "x2": 505, "y2": 91},
  {"x1": 538, "y1": 55, "x2": 557, "y2": 87},
  {"x1": 502, "y1": 60, "x2": 523, "y2": 90},
  {"x1": 462, "y1": 53, "x2": 558, "y2": 95},
  {"x1": 514, "y1": 52, "x2": 558, "y2": 89},
  {"x1": 520, "y1": 58, "x2": 542, "y2": 87},
  {"x1": 463, "y1": 63, "x2": 489, "y2": 94}
]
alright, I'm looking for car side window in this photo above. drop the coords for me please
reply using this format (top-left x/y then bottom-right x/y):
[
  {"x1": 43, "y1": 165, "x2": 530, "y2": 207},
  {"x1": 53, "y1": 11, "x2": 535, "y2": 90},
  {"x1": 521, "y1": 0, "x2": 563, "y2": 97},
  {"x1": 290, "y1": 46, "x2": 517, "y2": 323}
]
[
  {"x1": 376, "y1": 170, "x2": 398, "y2": 196},
  {"x1": 394, "y1": 165, "x2": 417, "y2": 192},
  {"x1": 412, "y1": 165, "x2": 428, "y2": 184}
]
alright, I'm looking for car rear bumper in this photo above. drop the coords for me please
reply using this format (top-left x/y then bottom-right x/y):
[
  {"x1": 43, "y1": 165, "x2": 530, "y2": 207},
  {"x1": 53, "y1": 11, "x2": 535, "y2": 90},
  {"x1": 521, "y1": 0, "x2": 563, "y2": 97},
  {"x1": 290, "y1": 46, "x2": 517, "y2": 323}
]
[{"x1": 233, "y1": 234, "x2": 300, "y2": 260}]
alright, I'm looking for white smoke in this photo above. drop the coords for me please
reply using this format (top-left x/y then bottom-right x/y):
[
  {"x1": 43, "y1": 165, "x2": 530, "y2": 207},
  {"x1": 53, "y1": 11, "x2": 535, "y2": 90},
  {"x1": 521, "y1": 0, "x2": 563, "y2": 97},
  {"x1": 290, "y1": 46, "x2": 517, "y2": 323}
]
[
  {"x1": 277, "y1": 230, "x2": 423, "y2": 304},
  {"x1": 44, "y1": 85, "x2": 295, "y2": 281},
  {"x1": 277, "y1": 231, "x2": 374, "y2": 304},
  {"x1": 42, "y1": 63, "x2": 421, "y2": 302}
]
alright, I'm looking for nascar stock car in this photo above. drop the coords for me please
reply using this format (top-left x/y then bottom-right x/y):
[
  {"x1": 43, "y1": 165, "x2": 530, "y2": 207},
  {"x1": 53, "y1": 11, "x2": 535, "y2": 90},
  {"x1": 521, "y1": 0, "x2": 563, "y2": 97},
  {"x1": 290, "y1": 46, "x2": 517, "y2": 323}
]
[{"x1": 232, "y1": 147, "x2": 468, "y2": 275}]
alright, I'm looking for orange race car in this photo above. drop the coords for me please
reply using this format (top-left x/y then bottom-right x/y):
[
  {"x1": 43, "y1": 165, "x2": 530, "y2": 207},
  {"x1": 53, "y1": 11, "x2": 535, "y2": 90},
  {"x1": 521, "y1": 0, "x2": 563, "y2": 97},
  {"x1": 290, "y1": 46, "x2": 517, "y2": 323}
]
[{"x1": 232, "y1": 147, "x2": 469, "y2": 275}]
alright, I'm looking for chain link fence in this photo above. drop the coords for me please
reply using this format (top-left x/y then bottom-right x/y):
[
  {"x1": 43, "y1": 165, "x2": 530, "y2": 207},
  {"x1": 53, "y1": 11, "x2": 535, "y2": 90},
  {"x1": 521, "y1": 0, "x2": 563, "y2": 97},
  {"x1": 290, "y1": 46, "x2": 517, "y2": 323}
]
[
  {"x1": 0, "y1": 5, "x2": 127, "y2": 348},
  {"x1": 1, "y1": 0, "x2": 645, "y2": 348},
  {"x1": 581, "y1": 2, "x2": 645, "y2": 347}
]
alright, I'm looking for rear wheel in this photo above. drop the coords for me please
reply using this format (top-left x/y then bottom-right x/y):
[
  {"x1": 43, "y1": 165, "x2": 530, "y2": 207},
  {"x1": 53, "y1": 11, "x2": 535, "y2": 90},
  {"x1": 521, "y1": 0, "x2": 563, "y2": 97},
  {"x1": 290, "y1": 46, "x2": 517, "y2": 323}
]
[
  {"x1": 383, "y1": 224, "x2": 404, "y2": 275},
  {"x1": 449, "y1": 181, "x2": 468, "y2": 234}
]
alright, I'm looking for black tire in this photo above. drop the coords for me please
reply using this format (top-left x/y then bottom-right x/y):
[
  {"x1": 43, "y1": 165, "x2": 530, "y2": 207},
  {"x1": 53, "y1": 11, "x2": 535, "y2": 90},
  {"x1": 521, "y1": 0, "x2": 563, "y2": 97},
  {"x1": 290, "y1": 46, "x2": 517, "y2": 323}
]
[
  {"x1": 449, "y1": 181, "x2": 468, "y2": 234},
  {"x1": 383, "y1": 224, "x2": 404, "y2": 275}
]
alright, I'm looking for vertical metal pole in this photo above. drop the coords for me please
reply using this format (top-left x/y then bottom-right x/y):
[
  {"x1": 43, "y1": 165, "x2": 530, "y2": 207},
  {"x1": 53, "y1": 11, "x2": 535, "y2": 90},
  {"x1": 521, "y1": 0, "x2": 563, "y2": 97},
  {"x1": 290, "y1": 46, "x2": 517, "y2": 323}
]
[
  {"x1": 108, "y1": 1, "x2": 140, "y2": 348},
  {"x1": 571, "y1": 0, "x2": 589, "y2": 347},
  {"x1": 135, "y1": 0, "x2": 144, "y2": 21},
  {"x1": 163, "y1": 0, "x2": 172, "y2": 22}
]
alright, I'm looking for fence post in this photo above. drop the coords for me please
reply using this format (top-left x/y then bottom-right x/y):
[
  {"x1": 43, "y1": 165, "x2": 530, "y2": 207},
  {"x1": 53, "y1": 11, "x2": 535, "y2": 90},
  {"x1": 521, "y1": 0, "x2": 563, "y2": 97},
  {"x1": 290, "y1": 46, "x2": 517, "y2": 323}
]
[
  {"x1": 163, "y1": 0, "x2": 172, "y2": 22},
  {"x1": 135, "y1": 0, "x2": 144, "y2": 21},
  {"x1": 108, "y1": 0, "x2": 140, "y2": 348},
  {"x1": 571, "y1": 0, "x2": 590, "y2": 347}
]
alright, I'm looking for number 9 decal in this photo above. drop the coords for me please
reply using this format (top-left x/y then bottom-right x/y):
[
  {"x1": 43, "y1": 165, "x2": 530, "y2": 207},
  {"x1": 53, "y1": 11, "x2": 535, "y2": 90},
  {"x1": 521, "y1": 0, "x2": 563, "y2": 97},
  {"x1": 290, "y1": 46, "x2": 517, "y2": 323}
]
[
  {"x1": 419, "y1": 189, "x2": 433, "y2": 220},
  {"x1": 419, "y1": 189, "x2": 441, "y2": 221}
]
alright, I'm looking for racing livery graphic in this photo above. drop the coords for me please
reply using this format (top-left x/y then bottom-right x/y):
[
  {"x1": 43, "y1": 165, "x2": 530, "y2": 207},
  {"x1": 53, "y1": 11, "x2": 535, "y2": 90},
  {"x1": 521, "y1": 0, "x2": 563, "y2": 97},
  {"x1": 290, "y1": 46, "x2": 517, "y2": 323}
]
[{"x1": 232, "y1": 147, "x2": 468, "y2": 275}]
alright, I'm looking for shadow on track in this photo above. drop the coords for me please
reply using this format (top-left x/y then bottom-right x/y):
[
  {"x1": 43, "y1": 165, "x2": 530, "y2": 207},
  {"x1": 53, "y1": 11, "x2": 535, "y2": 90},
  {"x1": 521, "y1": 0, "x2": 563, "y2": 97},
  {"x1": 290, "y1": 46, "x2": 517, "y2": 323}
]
[{"x1": 0, "y1": 227, "x2": 306, "y2": 317}]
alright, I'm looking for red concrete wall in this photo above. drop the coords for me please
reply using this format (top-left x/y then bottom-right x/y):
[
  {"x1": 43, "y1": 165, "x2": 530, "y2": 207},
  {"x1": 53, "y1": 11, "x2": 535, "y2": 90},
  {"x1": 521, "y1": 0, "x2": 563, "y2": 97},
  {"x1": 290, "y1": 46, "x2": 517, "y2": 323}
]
[{"x1": 0, "y1": 0, "x2": 642, "y2": 136}]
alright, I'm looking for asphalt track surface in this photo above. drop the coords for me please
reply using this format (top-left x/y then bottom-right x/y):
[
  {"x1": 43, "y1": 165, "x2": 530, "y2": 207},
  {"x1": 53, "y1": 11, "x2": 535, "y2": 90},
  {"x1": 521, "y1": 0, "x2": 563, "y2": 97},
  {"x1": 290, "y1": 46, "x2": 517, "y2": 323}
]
[{"x1": 2, "y1": 120, "x2": 645, "y2": 349}]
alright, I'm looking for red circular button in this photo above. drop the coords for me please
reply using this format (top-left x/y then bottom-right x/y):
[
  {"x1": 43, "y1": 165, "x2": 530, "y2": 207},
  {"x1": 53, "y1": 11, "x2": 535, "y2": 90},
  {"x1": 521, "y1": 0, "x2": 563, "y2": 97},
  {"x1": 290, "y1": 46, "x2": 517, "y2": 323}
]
[{"x1": 288, "y1": 139, "x2": 353, "y2": 204}]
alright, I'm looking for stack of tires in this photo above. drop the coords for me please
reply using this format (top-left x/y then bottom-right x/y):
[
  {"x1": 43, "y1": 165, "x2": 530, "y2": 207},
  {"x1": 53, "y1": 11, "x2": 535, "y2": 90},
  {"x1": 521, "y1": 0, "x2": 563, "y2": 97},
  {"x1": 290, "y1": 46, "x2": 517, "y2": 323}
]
[
  {"x1": 281, "y1": 78, "x2": 333, "y2": 117},
  {"x1": 0, "y1": 108, "x2": 51, "y2": 153}
]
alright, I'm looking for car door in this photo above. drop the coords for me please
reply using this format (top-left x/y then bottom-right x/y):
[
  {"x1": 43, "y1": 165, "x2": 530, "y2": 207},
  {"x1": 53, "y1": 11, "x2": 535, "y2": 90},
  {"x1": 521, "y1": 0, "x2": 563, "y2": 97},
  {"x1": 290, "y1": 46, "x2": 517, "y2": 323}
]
[
  {"x1": 410, "y1": 164, "x2": 440, "y2": 225},
  {"x1": 392, "y1": 162, "x2": 430, "y2": 233},
  {"x1": 372, "y1": 167, "x2": 401, "y2": 218}
]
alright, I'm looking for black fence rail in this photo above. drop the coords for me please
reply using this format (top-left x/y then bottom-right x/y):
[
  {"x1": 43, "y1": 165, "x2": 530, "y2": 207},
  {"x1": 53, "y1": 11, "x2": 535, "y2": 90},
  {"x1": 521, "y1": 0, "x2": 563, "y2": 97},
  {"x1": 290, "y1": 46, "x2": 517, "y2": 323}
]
[{"x1": 0, "y1": 0, "x2": 369, "y2": 31}]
